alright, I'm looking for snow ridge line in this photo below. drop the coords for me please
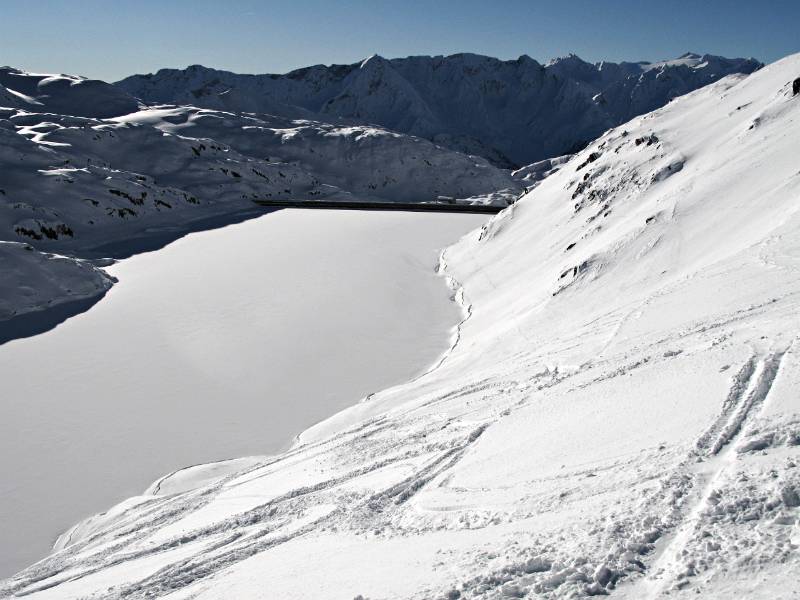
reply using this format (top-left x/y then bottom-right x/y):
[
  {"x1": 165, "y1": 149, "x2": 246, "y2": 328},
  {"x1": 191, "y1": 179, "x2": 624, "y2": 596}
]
[
  {"x1": 352, "y1": 246, "x2": 473, "y2": 407},
  {"x1": 149, "y1": 462, "x2": 209, "y2": 496},
  {"x1": 409, "y1": 248, "x2": 473, "y2": 381},
  {"x1": 146, "y1": 456, "x2": 262, "y2": 497}
]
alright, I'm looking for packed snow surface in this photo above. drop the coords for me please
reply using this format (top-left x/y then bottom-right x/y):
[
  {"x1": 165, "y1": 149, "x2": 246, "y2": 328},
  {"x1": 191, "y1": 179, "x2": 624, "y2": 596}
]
[
  {"x1": 117, "y1": 52, "x2": 761, "y2": 166},
  {"x1": 0, "y1": 209, "x2": 485, "y2": 577},
  {"x1": 3, "y1": 52, "x2": 798, "y2": 599}
]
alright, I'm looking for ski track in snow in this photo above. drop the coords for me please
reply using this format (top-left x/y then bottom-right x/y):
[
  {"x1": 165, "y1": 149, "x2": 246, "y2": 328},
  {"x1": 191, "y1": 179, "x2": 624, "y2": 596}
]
[{"x1": 627, "y1": 346, "x2": 791, "y2": 598}]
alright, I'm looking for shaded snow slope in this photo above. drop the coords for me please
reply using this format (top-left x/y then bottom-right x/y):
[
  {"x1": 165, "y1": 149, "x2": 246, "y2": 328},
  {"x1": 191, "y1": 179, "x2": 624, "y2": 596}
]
[
  {"x1": 117, "y1": 52, "x2": 762, "y2": 166},
  {"x1": 0, "y1": 105, "x2": 510, "y2": 257},
  {"x1": 0, "y1": 68, "x2": 517, "y2": 325},
  {"x1": 0, "y1": 67, "x2": 139, "y2": 118},
  {"x1": 112, "y1": 107, "x2": 517, "y2": 204},
  {"x1": 0, "y1": 241, "x2": 113, "y2": 320},
  {"x1": 4, "y1": 52, "x2": 797, "y2": 600}
]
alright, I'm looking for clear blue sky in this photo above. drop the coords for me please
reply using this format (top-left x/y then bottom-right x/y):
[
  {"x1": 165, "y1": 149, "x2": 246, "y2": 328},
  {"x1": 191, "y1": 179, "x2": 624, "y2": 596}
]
[{"x1": 1, "y1": 0, "x2": 797, "y2": 82}]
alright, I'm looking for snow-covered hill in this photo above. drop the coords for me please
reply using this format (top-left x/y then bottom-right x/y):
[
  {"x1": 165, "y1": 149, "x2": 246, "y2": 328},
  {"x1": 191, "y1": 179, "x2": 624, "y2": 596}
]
[
  {"x1": 4, "y1": 54, "x2": 798, "y2": 599},
  {"x1": 0, "y1": 69, "x2": 518, "y2": 325},
  {"x1": 117, "y1": 52, "x2": 762, "y2": 166},
  {"x1": 0, "y1": 67, "x2": 140, "y2": 118},
  {"x1": 0, "y1": 241, "x2": 113, "y2": 321}
]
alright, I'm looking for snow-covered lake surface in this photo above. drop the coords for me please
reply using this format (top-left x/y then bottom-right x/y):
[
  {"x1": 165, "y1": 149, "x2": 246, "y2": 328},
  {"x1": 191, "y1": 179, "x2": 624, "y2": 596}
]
[{"x1": 0, "y1": 208, "x2": 485, "y2": 576}]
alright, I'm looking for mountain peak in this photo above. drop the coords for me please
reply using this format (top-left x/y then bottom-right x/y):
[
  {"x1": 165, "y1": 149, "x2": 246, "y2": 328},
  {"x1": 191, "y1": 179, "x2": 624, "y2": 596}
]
[
  {"x1": 547, "y1": 53, "x2": 588, "y2": 66},
  {"x1": 515, "y1": 54, "x2": 540, "y2": 67},
  {"x1": 360, "y1": 54, "x2": 387, "y2": 69}
]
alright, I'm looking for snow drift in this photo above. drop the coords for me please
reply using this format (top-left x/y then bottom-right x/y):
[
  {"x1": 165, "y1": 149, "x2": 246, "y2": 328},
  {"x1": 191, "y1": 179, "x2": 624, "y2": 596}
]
[{"x1": 3, "y1": 52, "x2": 798, "y2": 599}]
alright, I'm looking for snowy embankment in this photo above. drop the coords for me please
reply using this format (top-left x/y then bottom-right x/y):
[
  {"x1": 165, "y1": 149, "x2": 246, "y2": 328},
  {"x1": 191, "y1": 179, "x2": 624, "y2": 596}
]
[
  {"x1": 0, "y1": 66, "x2": 518, "y2": 329},
  {"x1": 0, "y1": 209, "x2": 484, "y2": 577},
  {"x1": 3, "y1": 55, "x2": 799, "y2": 599},
  {"x1": 0, "y1": 241, "x2": 113, "y2": 323}
]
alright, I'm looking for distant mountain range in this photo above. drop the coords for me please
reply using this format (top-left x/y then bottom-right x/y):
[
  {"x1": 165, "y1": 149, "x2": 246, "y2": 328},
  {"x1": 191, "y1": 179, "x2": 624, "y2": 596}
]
[{"x1": 117, "y1": 52, "x2": 763, "y2": 167}]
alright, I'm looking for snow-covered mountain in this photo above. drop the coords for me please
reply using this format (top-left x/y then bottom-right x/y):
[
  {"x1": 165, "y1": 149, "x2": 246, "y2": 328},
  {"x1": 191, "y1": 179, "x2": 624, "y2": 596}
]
[
  {"x1": 117, "y1": 52, "x2": 763, "y2": 166},
  {"x1": 4, "y1": 53, "x2": 798, "y2": 599},
  {"x1": 0, "y1": 70, "x2": 518, "y2": 322},
  {"x1": 0, "y1": 67, "x2": 140, "y2": 118}
]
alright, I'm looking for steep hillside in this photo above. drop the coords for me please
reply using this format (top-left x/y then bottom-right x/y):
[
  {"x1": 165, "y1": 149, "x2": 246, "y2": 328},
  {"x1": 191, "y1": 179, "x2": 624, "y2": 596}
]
[
  {"x1": 117, "y1": 52, "x2": 762, "y2": 166},
  {"x1": 4, "y1": 54, "x2": 797, "y2": 599}
]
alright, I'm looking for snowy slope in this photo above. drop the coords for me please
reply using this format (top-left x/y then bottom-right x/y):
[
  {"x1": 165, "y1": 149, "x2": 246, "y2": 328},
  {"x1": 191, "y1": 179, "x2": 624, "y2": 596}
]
[
  {"x1": 0, "y1": 69, "x2": 518, "y2": 324},
  {"x1": 0, "y1": 241, "x2": 113, "y2": 320},
  {"x1": 0, "y1": 67, "x2": 139, "y2": 118},
  {"x1": 4, "y1": 53, "x2": 798, "y2": 599},
  {"x1": 117, "y1": 52, "x2": 762, "y2": 166},
  {"x1": 111, "y1": 107, "x2": 518, "y2": 204}
]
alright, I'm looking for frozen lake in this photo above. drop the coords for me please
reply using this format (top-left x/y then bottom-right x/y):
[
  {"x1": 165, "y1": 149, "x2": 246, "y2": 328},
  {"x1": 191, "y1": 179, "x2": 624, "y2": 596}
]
[{"x1": 0, "y1": 208, "x2": 485, "y2": 576}]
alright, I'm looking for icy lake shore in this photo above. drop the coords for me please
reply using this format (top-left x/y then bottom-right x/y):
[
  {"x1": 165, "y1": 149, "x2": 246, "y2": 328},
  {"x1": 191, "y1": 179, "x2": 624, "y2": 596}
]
[{"x1": 0, "y1": 208, "x2": 485, "y2": 576}]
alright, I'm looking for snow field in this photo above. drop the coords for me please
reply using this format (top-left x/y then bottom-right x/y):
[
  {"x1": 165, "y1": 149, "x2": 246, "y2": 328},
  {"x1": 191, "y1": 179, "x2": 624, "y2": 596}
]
[{"x1": 1, "y1": 54, "x2": 798, "y2": 599}]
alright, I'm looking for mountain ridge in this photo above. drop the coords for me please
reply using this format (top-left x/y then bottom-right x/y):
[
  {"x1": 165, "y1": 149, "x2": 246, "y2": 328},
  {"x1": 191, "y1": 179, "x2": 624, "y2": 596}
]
[{"x1": 117, "y1": 51, "x2": 763, "y2": 166}]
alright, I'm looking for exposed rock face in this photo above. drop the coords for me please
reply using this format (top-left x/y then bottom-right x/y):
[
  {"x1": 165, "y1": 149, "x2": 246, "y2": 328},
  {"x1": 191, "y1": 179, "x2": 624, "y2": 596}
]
[
  {"x1": 793, "y1": 77, "x2": 800, "y2": 95},
  {"x1": 117, "y1": 52, "x2": 762, "y2": 166}
]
